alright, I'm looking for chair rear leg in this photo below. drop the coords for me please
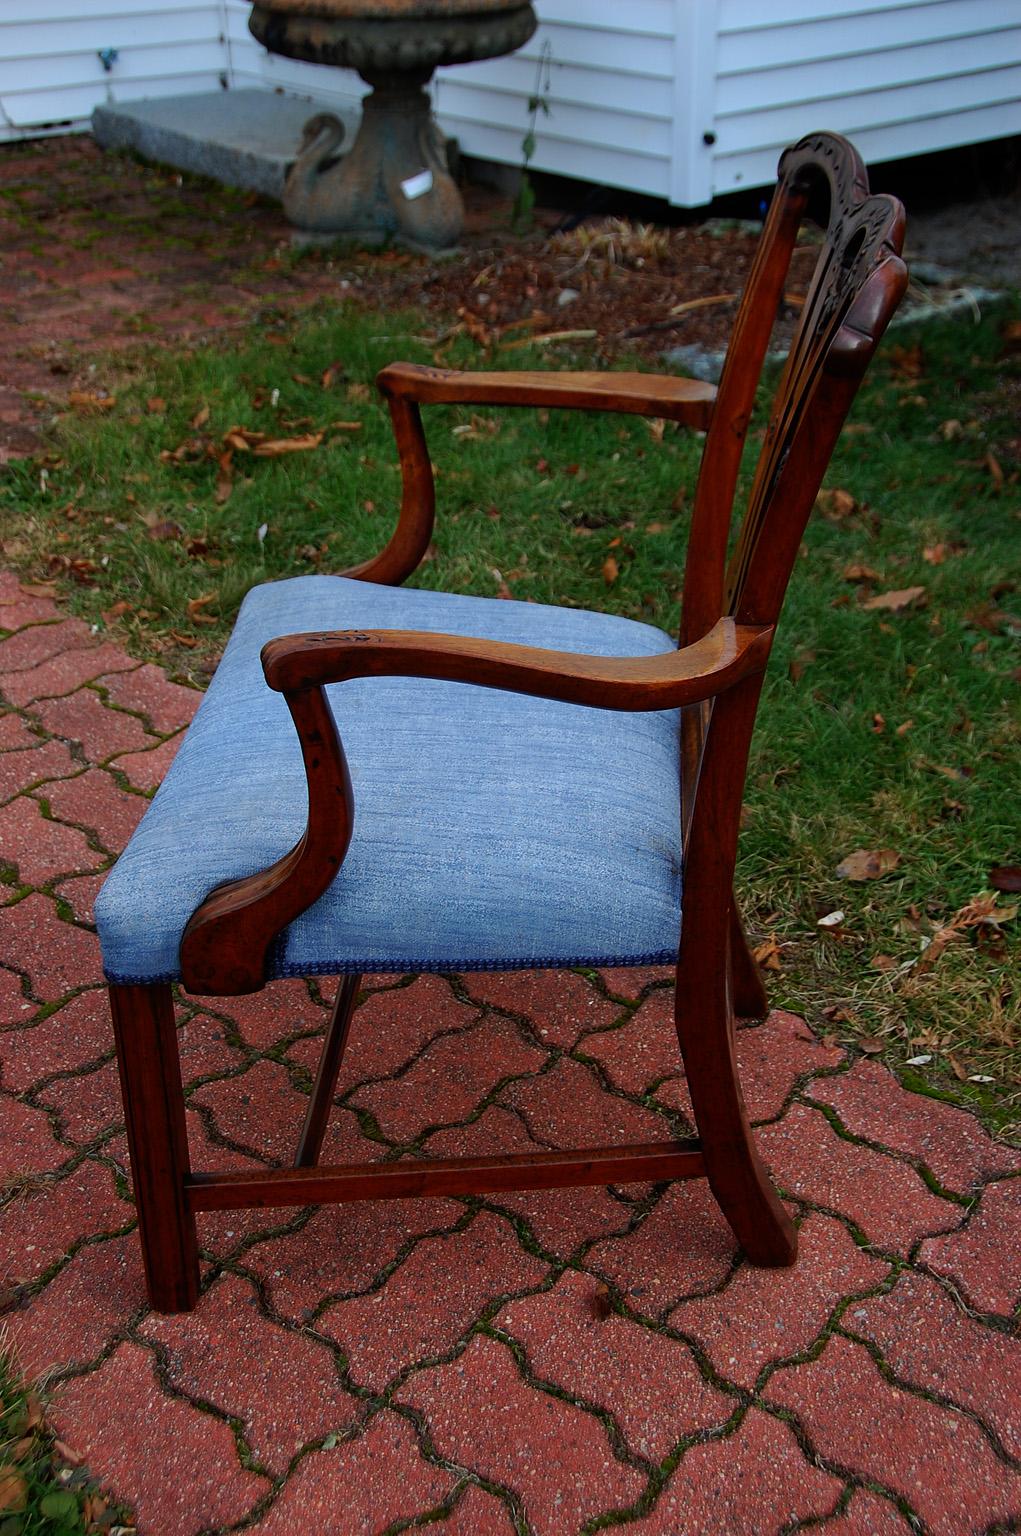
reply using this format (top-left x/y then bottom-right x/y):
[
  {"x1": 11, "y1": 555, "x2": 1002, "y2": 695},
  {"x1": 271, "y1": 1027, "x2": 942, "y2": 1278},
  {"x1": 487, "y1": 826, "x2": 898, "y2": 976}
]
[
  {"x1": 674, "y1": 940, "x2": 796, "y2": 1268},
  {"x1": 730, "y1": 896, "x2": 769, "y2": 1018},
  {"x1": 109, "y1": 983, "x2": 200, "y2": 1312},
  {"x1": 295, "y1": 973, "x2": 361, "y2": 1167}
]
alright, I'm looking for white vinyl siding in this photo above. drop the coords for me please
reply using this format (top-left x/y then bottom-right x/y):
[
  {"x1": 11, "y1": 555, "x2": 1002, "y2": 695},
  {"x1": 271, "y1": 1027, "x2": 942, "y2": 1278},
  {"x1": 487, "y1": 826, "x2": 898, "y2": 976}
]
[
  {"x1": 712, "y1": 0, "x2": 1021, "y2": 193},
  {"x1": 3, "y1": 1, "x2": 1019, "y2": 202},
  {"x1": 0, "y1": 2, "x2": 227, "y2": 141}
]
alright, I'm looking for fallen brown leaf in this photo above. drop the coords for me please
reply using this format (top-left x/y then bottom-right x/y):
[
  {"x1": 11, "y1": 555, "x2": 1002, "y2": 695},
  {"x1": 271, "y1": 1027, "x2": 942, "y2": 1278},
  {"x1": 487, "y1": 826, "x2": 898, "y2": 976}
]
[
  {"x1": 861, "y1": 585, "x2": 925, "y2": 613},
  {"x1": 146, "y1": 396, "x2": 166, "y2": 415},
  {"x1": 68, "y1": 390, "x2": 116, "y2": 413},
  {"x1": 602, "y1": 555, "x2": 620, "y2": 585},
  {"x1": 859, "y1": 1037, "x2": 885, "y2": 1055},
  {"x1": 191, "y1": 404, "x2": 211, "y2": 429},
  {"x1": 815, "y1": 487, "x2": 859, "y2": 519},
  {"x1": 989, "y1": 865, "x2": 1021, "y2": 893},
  {"x1": 835, "y1": 847, "x2": 901, "y2": 881},
  {"x1": 0, "y1": 1470, "x2": 28, "y2": 1513},
  {"x1": 186, "y1": 593, "x2": 218, "y2": 625},
  {"x1": 752, "y1": 935, "x2": 783, "y2": 972},
  {"x1": 146, "y1": 519, "x2": 183, "y2": 543},
  {"x1": 842, "y1": 562, "x2": 880, "y2": 583}
]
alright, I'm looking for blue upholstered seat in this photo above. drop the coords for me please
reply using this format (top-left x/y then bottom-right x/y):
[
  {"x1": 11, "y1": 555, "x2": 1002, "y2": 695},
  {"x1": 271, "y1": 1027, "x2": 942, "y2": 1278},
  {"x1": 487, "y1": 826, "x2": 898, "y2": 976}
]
[{"x1": 95, "y1": 575, "x2": 684, "y2": 986}]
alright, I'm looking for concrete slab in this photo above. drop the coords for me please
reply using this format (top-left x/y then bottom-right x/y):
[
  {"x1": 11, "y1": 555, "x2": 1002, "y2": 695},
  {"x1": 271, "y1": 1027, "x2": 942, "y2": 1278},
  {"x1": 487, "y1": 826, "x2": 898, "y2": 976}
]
[{"x1": 91, "y1": 89, "x2": 359, "y2": 199}]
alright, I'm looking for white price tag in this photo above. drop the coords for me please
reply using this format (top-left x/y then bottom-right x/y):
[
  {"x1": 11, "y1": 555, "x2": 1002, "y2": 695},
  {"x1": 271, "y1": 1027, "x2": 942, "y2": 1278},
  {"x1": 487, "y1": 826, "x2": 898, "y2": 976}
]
[{"x1": 400, "y1": 168, "x2": 434, "y2": 201}]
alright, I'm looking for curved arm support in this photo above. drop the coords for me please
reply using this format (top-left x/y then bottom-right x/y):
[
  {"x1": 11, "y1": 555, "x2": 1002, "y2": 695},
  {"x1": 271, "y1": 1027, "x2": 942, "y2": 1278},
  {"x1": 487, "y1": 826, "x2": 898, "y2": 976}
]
[
  {"x1": 337, "y1": 393, "x2": 435, "y2": 587},
  {"x1": 261, "y1": 616, "x2": 774, "y2": 711},
  {"x1": 336, "y1": 363, "x2": 716, "y2": 589},
  {"x1": 179, "y1": 685, "x2": 354, "y2": 996},
  {"x1": 178, "y1": 617, "x2": 772, "y2": 995}
]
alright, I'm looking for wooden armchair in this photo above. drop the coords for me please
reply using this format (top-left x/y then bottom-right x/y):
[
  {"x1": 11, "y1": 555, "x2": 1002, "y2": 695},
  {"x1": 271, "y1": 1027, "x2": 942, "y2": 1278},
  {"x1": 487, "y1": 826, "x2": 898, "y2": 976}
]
[{"x1": 96, "y1": 132, "x2": 906, "y2": 1312}]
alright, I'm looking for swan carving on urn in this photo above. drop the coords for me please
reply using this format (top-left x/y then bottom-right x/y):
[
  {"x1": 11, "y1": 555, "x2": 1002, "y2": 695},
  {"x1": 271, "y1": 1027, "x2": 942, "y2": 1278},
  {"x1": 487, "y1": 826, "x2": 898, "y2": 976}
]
[{"x1": 250, "y1": 1, "x2": 537, "y2": 249}]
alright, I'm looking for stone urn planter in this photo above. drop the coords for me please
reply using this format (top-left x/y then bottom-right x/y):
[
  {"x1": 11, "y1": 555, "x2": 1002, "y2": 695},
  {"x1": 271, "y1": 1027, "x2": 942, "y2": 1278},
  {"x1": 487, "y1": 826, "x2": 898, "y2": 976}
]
[{"x1": 250, "y1": 0, "x2": 537, "y2": 248}]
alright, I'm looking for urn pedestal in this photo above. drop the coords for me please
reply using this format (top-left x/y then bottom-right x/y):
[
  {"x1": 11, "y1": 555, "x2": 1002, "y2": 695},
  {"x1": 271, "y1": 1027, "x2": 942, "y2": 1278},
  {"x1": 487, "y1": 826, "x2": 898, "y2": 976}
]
[{"x1": 250, "y1": 0, "x2": 537, "y2": 248}]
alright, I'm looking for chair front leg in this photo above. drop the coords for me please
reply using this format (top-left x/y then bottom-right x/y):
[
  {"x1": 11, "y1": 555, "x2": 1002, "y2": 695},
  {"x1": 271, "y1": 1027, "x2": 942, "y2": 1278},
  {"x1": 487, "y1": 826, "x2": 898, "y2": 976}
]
[{"x1": 109, "y1": 983, "x2": 200, "y2": 1312}]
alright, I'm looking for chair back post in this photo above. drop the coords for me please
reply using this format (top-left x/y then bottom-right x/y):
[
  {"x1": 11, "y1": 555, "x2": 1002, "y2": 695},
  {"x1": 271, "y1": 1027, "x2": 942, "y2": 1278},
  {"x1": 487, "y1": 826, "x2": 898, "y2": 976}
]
[{"x1": 679, "y1": 133, "x2": 906, "y2": 957}]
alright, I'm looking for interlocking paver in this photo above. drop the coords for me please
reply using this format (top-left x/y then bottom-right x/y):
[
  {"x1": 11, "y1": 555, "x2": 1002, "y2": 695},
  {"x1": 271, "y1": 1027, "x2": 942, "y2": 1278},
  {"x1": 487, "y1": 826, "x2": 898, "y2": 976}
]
[
  {"x1": 763, "y1": 1333, "x2": 1021, "y2": 1536},
  {"x1": 0, "y1": 1159, "x2": 132, "y2": 1292},
  {"x1": 845, "y1": 1269, "x2": 1021, "y2": 1458},
  {"x1": 140, "y1": 1273, "x2": 361, "y2": 1475},
  {"x1": 756, "y1": 1102, "x2": 964, "y2": 1255},
  {"x1": 351, "y1": 1011, "x2": 545, "y2": 1142},
  {"x1": 2, "y1": 644, "x2": 137, "y2": 706},
  {"x1": 918, "y1": 1176, "x2": 1021, "y2": 1316},
  {"x1": 464, "y1": 967, "x2": 622, "y2": 1046},
  {"x1": 0, "y1": 1094, "x2": 68, "y2": 1179},
  {"x1": 6, "y1": 1232, "x2": 146, "y2": 1378},
  {"x1": 496, "y1": 1269, "x2": 732, "y2": 1460},
  {"x1": 53, "y1": 869, "x2": 107, "y2": 924},
  {"x1": 425, "y1": 1103, "x2": 639, "y2": 1256},
  {"x1": 242, "y1": 1195, "x2": 462, "y2": 1323},
  {"x1": 188, "y1": 1058, "x2": 312, "y2": 1164},
  {"x1": 212, "y1": 977, "x2": 327, "y2": 1051},
  {"x1": 109, "y1": 732, "x2": 182, "y2": 791},
  {"x1": 0, "y1": 892, "x2": 100, "y2": 999},
  {"x1": 1, "y1": 534, "x2": 1018, "y2": 1534},
  {"x1": 0, "y1": 591, "x2": 62, "y2": 629},
  {"x1": 597, "y1": 964, "x2": 673, "y2": 1000},
  {"x1": 251, "y1": 1411, "x2": 456, "y2": 1534},
  {"x1": 0, "y1": 794, "x2": 100, "y2": 885},
  {"x1": 52, "y1": 1342, "x2": 270, "y2": 1536},
  {"x1": 584, "y1": 1181, "x2": 737, "y2": 1316},
  {"x1": 499, "y1": 1054, "x2": 672, "y2": 1149},
  {"x1": 0, "y1": 713, "x2": 43, "y2": 750},
  {"x1": 319, "y1": 1210, "x2": 548, "y2": 1391},
  {"x1": 0, "y1": 737, "x2": 78, "y2": 800},
  {"x1": 627, "y1": 1408, "x2": 842, "y2": 1534},
  {"x1": 331, "y1": 973, "x2": 480, "y2": 1084},
  {"x1": 669, "y1": 1212, "x2": 889, "y2": 1389},
  {"x1": 396, "y1": 1333, "x2": 647, "y2": 1530},
  {"x1": 0, "y1": 987, "x2": 111, "y2": 1092},
  {"x1": 806, "y1": 1058, "x2": 1021, "y2": 1192},
  {"x1": 0, "y1": 963, "x2": 32, "y2": 1026},
  {"x1": 0, "y1": 617, "x2": 94, "y2": 673},
  {"x1": 33, "y1": 687, "x2": 154, "y2": 761},
  {"x1": 659, "y1": 1009, "x2": 846, "y2": 1123},
  {"x1": 42, "y1": 768, "x2": 147, "y2": 854},
  {"x1": 820, "y1": 1489, "x2": 915, "y2": 1533},
  {"x1": 96, "y1": 662, "x2": 201, "y2": 733},
  {"x1": 434, "y1": 1484, "x2": 518, "y2": 1533}
]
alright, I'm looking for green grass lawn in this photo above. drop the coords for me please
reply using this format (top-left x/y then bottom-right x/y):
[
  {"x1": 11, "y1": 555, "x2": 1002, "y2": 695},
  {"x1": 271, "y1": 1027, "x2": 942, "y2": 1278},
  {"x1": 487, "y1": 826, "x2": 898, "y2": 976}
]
[{"x1": 2, "y1": 297, "x2": 1018, "y2": 1124}]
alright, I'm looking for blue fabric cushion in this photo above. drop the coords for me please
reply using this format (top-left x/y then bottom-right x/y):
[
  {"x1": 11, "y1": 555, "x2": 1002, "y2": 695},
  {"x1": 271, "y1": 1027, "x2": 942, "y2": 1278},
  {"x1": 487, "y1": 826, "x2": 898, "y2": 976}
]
[{"x1": 95, "y1": 575, "x2": 683, "y2": 986}]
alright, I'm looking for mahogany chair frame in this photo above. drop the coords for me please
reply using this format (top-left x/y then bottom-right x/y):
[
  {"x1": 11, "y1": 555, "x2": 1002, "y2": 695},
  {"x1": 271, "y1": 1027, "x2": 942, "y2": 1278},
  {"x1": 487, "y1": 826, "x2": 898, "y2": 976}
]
[{"x1": 108, "y1": 133, "x2": 907, "y2": 1312}]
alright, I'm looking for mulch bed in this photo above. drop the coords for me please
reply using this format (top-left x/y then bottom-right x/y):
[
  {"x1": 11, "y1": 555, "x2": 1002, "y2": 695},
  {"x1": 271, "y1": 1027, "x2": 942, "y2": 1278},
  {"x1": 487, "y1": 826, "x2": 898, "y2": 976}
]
[{"x1": 0, "y1": 133, "x2": 818, "y2": 459}]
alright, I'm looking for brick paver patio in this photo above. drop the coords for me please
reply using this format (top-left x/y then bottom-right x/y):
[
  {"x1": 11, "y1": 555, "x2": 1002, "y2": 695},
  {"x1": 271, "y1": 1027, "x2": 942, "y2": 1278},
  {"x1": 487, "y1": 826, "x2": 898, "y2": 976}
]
[{"x1": 1, "y1": 568, "x2": 1020, "y2": 1534}]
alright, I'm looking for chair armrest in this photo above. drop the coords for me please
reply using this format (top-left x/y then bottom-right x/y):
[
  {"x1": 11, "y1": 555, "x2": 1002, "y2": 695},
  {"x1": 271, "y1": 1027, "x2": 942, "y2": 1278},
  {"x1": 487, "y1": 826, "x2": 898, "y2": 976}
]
[
  {"x1": 339, "y1": 362, "x2": 716, "y2": 589},
  {"x1": 181, "y1": 616, "x2": 773, "y2": 994},
  {"x1": 376, "y1": 361, "x2": 717, "y2": 429},
  {"x1": 261, "y1": 616, "x2": 773, "y2": 710}
]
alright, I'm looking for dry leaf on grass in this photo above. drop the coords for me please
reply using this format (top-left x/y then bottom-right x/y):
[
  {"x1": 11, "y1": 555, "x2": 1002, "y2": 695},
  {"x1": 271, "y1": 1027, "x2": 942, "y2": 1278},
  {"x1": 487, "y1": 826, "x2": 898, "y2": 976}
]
[
  {"x1": 861, "y1": 585, "x2": 925, "y2": 613},
  {"x1": 602, "y1": 555, "x2": 620, "y2": 585},
  {"x1": 186, "y1": 593, "x2": 217, "y2": 625},
  {"x1": 68, "y1": 390, "x2": 116, "y2": 413},
  {"x1": 815, "y1": 487, "x2": 859, "y2": 519},
  {"x1": 752, "y1": 935, "x2": 783, "y2": 971},
  {"x1": 835, "y1": 847, "x2": 901, "y2": 881},
  {"x1": 190, "y1": 404, "x2": 210, "y2": 429},
  {"x1": 989, "y1": 865, "x2": 1021, "y2": 893}
]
